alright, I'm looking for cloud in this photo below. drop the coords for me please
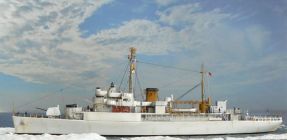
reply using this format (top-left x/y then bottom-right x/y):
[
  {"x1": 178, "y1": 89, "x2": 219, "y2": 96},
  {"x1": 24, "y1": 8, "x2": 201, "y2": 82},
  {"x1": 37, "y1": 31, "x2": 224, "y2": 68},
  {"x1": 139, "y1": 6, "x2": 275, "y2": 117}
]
[
  {"x1": 155, "y1": 0, "x2": 176, "y2": 6},
  {"x1": 0, "y1": 0, "x2": 112, "y2": 86},
  {"x1": 0, "y1": 1, "x2": 285, "y2": 96},
  {"x1": 156, "y1": 3, "x2": 235, "y2": 29},
  {"x1": 93, "y1": 19, "x2": 180, "y2": 55},
  {"x1": 88, "y1": 3, "x2": 285, "y2": 91},
  {"x1": 91, "y1": 3, "x2": 237, "y2": 56}
]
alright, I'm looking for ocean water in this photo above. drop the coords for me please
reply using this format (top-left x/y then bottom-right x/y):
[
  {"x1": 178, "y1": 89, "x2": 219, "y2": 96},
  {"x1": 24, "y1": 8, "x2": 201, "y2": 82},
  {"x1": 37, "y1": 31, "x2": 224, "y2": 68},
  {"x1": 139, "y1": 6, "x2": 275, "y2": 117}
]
[{"x1": 0, "y1": 112, "x2": 286, "y2": 140}]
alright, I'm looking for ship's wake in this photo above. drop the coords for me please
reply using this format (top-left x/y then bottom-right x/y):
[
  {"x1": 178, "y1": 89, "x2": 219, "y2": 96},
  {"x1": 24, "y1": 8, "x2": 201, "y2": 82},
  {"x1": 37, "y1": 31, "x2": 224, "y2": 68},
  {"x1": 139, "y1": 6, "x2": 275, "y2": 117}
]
[
  {"x1": 1, "y1": 127, "x2": 287, "y2": 140},
  {"x1": 0, "y1": 128, "x2": 105, "y2": 140}
]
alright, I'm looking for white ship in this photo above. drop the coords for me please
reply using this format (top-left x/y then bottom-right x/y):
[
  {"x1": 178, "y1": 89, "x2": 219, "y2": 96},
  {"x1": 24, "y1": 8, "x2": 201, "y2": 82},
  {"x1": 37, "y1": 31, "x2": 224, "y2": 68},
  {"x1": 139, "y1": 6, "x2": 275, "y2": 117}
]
[{"x1": 13, "y1": 48, "x2": 282, "y2": 135}]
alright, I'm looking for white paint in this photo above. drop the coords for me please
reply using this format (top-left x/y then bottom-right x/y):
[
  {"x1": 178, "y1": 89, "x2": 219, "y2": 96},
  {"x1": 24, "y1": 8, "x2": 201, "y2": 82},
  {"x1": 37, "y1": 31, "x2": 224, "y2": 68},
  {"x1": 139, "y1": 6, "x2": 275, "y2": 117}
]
[
  {"x1": 83, "y1": 112, "x2": 142, "y2": 122},
  {"x1": 46, "y1": 105, "x2": 61, "y2": 117},
  {"x1": 210, "y1": 100, "x2": 227, "y2": 113},
  {"x1": 155, "y1": 106, "x2": 166, "y2": 114},
  {"x1": 65, "y1": 107, "x2": 83, "y2": 120},
  {"x1": 171, "y1": 108, "x2": 197, "y2": 112},
  {"x1": 141, "y1": 102, "x2": 152, "y2": 106},
  {"x1": 13, "y1": 115, "x2": 282, "y2": 135},
  {"x1": 217, "y1": 100, "x2": 227, "y2": 113},
  {"x1": 95, "y1": 88, "x2": 107, "y2": 97}
]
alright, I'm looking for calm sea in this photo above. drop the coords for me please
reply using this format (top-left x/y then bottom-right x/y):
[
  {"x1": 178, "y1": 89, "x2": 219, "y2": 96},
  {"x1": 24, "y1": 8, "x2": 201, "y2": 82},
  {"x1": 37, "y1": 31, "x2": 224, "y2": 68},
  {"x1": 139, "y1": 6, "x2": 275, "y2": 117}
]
[{"x1": 0, "y1": 113, "x2": 13, "y2": 127}]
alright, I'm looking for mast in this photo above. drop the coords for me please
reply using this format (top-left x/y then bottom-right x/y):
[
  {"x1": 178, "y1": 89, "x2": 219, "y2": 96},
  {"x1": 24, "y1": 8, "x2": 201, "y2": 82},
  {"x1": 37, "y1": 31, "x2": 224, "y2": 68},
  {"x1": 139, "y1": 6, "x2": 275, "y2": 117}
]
[
  {"x1": 201, "y1": 64, "x2": 204, "y2": 104},
  {"x1": 199, "y1": 63, "x2": 206, "y2": 113},
  {"x1": 128, "y1": 47, "x2": 136, "y2": 93}
]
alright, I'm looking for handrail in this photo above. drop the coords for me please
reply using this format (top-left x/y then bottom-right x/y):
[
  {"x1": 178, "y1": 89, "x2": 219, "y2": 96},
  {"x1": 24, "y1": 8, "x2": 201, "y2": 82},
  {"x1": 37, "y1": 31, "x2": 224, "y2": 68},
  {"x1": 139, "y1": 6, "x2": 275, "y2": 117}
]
[
  {"x1": 141, "y1": 114, "x2": 282, "y2": 122},
  {"x1": 244, "y1": 115, "x2": 282, "y2": 121},
  {"x1": 13, "y1": 112, "x2": 62, "y2": 119}
]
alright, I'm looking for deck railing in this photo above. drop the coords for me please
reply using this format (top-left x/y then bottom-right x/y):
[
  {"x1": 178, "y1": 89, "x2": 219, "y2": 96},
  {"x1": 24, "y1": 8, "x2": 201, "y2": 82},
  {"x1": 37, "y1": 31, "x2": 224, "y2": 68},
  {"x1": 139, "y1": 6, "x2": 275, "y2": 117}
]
[
  {"x1": 142, "y1": 113, "x2": 223, "y2": 121},
  {"x1": 13, "y1": 112, "x2": 62, "y2": 119},
  {"x1": 141, "y1": 113, "x2": 282, "y2": 122},
  {"x1": 14, "y1": 112, "x2": 282, "y2": 122},
  {"x1": 243, "y1": 115, "x2": 282, "y2": 121}
]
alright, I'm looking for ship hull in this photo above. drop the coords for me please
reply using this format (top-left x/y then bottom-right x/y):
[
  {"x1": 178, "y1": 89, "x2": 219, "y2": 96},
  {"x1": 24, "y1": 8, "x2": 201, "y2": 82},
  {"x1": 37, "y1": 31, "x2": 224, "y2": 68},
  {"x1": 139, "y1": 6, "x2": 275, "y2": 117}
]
[{"x1": 13, "y1": 116, "x2": 282, "y2": 135}]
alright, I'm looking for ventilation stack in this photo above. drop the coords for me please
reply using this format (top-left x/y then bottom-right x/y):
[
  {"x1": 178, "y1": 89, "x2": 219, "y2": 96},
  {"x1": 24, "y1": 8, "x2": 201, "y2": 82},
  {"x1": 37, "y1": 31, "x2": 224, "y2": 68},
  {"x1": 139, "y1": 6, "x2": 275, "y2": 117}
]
[{"x1": 146, "y1": 88, "x2": 159, "y2": 102}]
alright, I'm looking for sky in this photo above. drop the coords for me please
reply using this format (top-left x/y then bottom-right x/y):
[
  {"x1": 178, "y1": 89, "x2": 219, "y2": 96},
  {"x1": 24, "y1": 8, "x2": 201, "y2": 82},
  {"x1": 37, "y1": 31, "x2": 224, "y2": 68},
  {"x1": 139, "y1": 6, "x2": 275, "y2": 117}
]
[{"x1": 0, "y1": 0, "x2": 286, "y2": 112}]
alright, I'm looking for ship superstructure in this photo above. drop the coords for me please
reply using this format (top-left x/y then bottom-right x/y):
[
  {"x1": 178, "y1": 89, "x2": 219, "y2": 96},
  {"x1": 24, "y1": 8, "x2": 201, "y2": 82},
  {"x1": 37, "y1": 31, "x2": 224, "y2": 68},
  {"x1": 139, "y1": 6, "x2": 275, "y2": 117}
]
[{"x1": 13, "y1": 48, "x2": 282, "y2": 135}]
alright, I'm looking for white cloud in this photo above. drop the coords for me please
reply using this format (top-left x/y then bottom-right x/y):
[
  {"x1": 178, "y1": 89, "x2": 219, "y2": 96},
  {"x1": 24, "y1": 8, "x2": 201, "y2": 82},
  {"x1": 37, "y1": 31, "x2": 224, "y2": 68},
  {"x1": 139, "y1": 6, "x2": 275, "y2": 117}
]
[
  {"x1": 244, "y1": 26, "x2": 271, "y2": 49},
  {"x1": 0, "y1": 0, "x2": 112, "y2": 87},
  {"x1": 93, "y1": 19, "x2": 180, "y2": 55},
  {"x1": 0, "y1": 1, "x2": 284, "y2": 94},
  {"x1": 87, "y1": 3, "x2": 284, "y2": 91},
  {"x1": 156, "y1": 3, "x2": 235, "y2": 30},
  {"x1": 155, "y1": 0, "x2": 176, "y2": 6}
]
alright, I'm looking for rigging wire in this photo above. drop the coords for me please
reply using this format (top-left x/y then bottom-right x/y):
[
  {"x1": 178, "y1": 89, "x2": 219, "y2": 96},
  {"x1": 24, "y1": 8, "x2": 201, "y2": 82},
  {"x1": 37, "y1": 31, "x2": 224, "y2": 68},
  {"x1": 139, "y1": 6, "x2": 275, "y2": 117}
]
[
  {"x1": 15, "y1": 89, "x2": 62, "y2": 110},
  {"x1": 206, "y1": 73, "x2": 211, "y2": 97},
  {"x1": 137, "y1": 60, "x2": 213, "y2": 100},
  {"x1": 119, "y1": 62, "x2": 129, "y2": 91},
  {"x1": 15, "y1": 85, "x2": 91, "y2": 111},
  {"x1": 176, "y1": 83, "x2": 201, "y2": 100},
  {"x1": 158, "y1": 74, "x2": 194, "y2": 88},
  {"x1": 133, "y1": 70, "x2": 137, "y2": 97},
  {"x1": 123, "y1": 80, "x2": 128, "y2": 93},
  {"x1": 137, "y1": 60, "x2": 200, "y2": 73},
  {"x1": 135, "y1": 65, "x2": 144, "y2": 100},
  {"x1": 114, "y1": 61, "x2": 128, "y2": 84}
]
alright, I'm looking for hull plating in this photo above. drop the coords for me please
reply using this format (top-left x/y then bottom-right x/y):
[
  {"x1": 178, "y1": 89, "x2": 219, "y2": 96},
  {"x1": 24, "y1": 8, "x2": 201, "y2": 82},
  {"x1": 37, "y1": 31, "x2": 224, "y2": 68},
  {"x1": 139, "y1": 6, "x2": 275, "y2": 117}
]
[{"x1": 13, "y1": 116, "x2": 282, "y2": 135}]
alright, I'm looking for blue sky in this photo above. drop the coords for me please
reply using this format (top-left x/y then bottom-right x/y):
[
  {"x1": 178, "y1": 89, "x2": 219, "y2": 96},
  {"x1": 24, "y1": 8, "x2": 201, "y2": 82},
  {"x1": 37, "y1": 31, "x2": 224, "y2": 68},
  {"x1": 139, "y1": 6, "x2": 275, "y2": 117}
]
[{"x1": 0, "y1": 0, "x2": 286, "y2": 112}]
